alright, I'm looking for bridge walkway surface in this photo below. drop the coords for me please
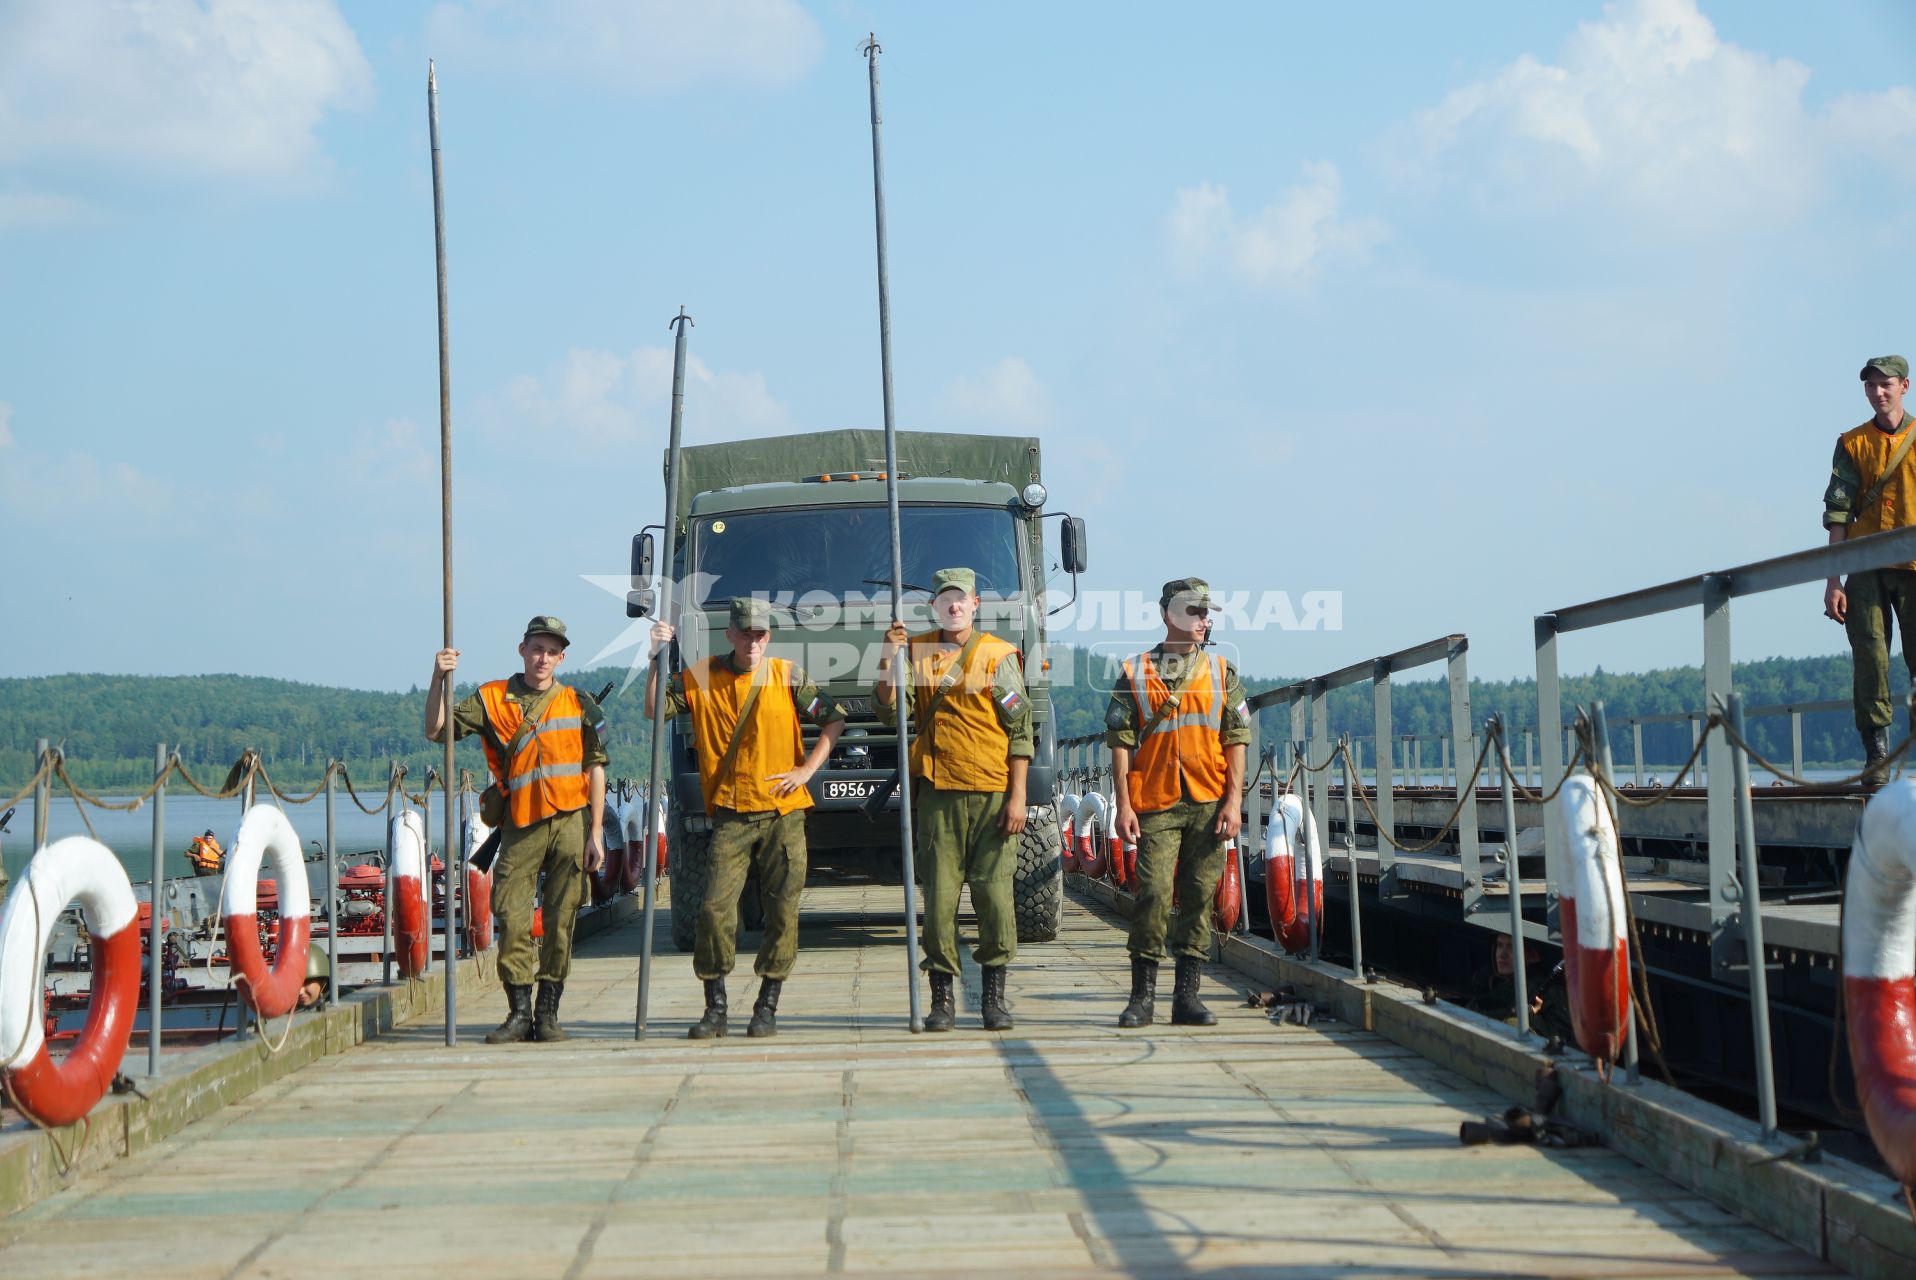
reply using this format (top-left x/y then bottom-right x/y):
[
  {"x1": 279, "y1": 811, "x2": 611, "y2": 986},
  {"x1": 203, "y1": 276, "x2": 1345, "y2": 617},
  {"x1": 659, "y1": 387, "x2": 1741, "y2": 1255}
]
[{"x1": 0, "y1": 885, "x2": 1833, "y2": 1279}]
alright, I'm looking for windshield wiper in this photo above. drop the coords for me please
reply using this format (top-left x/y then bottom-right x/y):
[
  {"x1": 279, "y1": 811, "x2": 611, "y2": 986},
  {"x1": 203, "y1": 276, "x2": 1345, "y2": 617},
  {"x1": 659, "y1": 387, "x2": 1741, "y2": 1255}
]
[{"x1": 863, "y1": 579, "x2": 933, "y2": 596}]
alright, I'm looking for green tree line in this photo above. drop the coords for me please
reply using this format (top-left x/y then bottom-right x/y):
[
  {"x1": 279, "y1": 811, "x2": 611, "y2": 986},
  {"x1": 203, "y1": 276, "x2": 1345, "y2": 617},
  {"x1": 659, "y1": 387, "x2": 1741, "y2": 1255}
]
[{"x1": 1, "y1": 649, "x2": 1898, "y2": 796}]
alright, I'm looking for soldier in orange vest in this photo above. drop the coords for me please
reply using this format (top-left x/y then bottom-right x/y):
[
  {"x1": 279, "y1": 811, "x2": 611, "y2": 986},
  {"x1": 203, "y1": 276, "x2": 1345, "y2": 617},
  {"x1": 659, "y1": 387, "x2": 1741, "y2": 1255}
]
[
  {"x1": 878, "y1": 567, "x2": 1034, "y2": 1032},
  {"x1": 645, "y1": 597, "x2": 847, "y2": 1039},
  {"x1": 1106, "y1": 578, "x2": 1250, "y2": 1028},
  {"x1": 1825, "y1": 355, "x2": 1916, "y2": 781},
  {"x1": 426, "y1": 615, "x2": 607, "y2": 1044}
]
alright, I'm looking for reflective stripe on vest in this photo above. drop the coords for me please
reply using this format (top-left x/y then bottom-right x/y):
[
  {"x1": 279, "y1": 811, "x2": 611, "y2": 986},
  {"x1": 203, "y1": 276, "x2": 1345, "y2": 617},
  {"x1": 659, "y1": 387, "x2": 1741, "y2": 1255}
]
[
  {"x1": 479, "y1": 681, "x2": 590, "y2": 827},
  {"x1": 1125, "y1": 652, "x2": 1228, "y2": 812}
]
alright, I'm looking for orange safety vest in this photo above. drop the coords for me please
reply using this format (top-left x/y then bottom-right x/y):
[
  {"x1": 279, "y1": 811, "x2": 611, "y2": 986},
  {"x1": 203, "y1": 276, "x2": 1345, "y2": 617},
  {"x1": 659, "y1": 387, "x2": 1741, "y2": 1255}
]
[
  {"x1": 1123, "y1": 651, "x2": 1228, "y2": 813},
  {"x1": 905, "y1": 630, "x2": 1020, "y2": 792},
  {"x1": 479, "y1": 681, "x2": 589, "y2": 828},
  {"x1": 681, "y1": 656, "x2": 813, "y2": 816},
  {"x1": 1838, "y1": 414, "x2": 1916, "y2": 570}
]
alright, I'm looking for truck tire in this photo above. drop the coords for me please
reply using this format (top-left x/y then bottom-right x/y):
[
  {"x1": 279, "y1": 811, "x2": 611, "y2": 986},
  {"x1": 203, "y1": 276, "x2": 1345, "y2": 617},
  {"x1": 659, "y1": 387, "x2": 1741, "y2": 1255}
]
[
  {"x1": 667, "y1": 806, "x2": 709, "y2": 953},
  {"x1": 1014, "y1": 805, "x2": 1063, "y2": 943}
]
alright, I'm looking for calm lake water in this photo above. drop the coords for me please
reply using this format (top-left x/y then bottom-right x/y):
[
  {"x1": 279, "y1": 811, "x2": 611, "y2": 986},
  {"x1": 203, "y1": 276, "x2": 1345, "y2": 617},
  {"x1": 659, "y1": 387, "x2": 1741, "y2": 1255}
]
[{"x1": 1, "y1": 792, "x2": 448, "y2": 886}]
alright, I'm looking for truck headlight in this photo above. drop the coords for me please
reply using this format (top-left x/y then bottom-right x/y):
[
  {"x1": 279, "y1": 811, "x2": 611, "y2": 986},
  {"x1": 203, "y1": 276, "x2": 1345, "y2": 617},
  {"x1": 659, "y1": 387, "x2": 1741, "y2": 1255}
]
[{"x1": 1021, "y1": 483, "x2": 1047, "y2": 510}]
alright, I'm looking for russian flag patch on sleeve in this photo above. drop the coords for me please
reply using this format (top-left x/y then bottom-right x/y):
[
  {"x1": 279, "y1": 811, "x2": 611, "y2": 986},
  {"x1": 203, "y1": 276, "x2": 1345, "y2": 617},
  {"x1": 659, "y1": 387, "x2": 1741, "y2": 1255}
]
[
  {"x1": 805, "y1": 693, "x2": 824, "y2": 717},
  {"x1": 999, "y1": 689, "x2": 1025, "y2": 715}
]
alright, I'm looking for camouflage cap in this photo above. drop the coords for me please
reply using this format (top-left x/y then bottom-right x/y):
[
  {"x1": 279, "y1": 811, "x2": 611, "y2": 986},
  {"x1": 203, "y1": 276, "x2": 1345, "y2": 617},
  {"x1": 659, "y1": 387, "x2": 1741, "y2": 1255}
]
[
  {"x1": 1160, "y1": 577, "x2": 1216, "y2": 613},
  {"x1": 930, "y1": 567, "x2": 977, "y2": 597},
  {"x1": 1860, "y1": 355, "x2": 1910, "y2": 381},
  {"x1": 728, "y1": 597, "x2": 774, "y2": 631},
  {"x1": 523, "y1": 615, "x2": 569, "y2": 647}
]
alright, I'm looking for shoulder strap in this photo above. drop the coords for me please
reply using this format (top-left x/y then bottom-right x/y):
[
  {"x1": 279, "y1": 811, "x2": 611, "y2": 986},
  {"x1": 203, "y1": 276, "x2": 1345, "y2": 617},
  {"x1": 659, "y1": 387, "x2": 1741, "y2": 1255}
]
[
  {"x1": 1136, "y1": 650, "x2": 1210, "y2": 737},
  {"x1": 481, "y1": 681, "x2": 566, "y2": 771},
  {"x1": 1853, "y1": 419, "x2": 1916, "y2": 521},
  {"x1": 713, "y1": 669, "x2": 767, "y2": 782},
  {"x1": 917, "y1": 629, "x2": 987, "y2": 728}
]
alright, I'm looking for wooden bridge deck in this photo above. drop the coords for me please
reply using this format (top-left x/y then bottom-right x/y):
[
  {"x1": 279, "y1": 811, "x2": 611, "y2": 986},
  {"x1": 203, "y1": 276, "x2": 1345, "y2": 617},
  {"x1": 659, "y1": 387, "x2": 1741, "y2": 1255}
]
[{"x1": 0, "y1": 885, "x2": 1834, "y2": 1278}]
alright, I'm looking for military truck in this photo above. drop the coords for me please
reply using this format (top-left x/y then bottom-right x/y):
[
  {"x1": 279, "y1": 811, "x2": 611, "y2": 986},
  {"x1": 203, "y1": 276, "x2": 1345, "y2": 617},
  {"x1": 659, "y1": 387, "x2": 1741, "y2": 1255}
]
[{"x1": 625, "y1": 429, "x2": 1088, "y2": 952}]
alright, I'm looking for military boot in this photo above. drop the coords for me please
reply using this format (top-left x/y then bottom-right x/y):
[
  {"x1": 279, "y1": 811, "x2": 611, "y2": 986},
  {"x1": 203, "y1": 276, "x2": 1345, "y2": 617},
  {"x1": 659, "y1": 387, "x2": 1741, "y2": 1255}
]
[
  {"x1": 748, "y1": 978, "x2": 783, "y2": 1038},
  {"x1": 1118, "y1": 956, "x2": 1158, "y2": 1028},
  {"x1": 1170, "y1": 956, "x2": 1217, "y2": 1027},
  {"x1": 533, "y1": 981, "x2": 567, "y2": 1042},
  {"x1": 925, "y1": 972, "x2": 956, "y2": 1033},
  {"x1": 485, "y1": 982, "x2": 534, "y2": 1044},
  {"x1": 980, "y1": 965, "x2": 1013, "y2": 1031},
  {"x1": 1864, "y1": 727, "x2": 1892, "y2": 785},
  {"x1": 688, "y1": 978, "x2": 728, "y2": 1039}
]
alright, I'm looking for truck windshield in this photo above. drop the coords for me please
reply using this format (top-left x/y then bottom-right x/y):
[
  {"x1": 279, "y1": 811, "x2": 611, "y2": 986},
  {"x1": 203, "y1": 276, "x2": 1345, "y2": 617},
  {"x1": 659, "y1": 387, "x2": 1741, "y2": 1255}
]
[{"x1": 693, "y1": 505, "x2": 1021, "y2": 606}]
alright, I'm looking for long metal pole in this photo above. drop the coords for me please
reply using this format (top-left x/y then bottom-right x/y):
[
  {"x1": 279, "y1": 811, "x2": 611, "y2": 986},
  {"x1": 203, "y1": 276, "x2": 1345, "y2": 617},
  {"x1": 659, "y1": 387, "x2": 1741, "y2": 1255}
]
[
  {"x1": 865, "y1": 35, "x2": 925, "y2": 1032},
  {"x1": 325, "y1": 763, "x2": 338, "y2": 1008},
  {"x1": 1727, "y1": 693, "x2": 1780, "y2": 1137},
  {"x1": 1342, "y1": 735, "x2": 1363, "y2": 977},
  {"x1": 1492, "y1": 719, "x2": 1531, "y2": 1045},
  {"x1": 428, "y1": 61, "x2": 460, "y2": 1047},
  {"x1": 148, "y1": 743, "x2": 166, "y2": 1075},
  {"x1": 635, "y1": 308, "x2": 693, "y2": 1040}
]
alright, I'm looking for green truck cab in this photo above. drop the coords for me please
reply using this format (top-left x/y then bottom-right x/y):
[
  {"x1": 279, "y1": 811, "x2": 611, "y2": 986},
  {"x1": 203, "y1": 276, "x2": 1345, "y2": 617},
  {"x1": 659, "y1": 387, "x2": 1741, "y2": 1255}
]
[{"x1": 627, "y1": 429, "x2": 1087, "y2": 951}]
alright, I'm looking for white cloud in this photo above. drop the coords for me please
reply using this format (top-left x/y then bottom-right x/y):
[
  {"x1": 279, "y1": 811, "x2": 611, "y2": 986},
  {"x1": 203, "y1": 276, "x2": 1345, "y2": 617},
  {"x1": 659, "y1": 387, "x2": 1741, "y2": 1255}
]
[
  {"x1": 1396, "y1": 0, "x2": 1916, "y2": 226},
  {"x1": 942, "y1": 357, "x2": 1051, "y2": 431},
  {"x1": 487, "y1": 346, "x2": 790, "y2": 446},
  {"x1": 1168, "y1": 163, "x2": 1386, "y2": 288},
  {"x1": 0, "y1": 1, "x2": 371, "y2": 183},
  {"x1": 425, "y1": 0, "x2": 823, "y2": 95},
  {"x1": 0, "y1": 189, "x2": 101, "y2": 230},
  {"x1": 0, "y1": 403, "x2": 172, "y2": 523}
]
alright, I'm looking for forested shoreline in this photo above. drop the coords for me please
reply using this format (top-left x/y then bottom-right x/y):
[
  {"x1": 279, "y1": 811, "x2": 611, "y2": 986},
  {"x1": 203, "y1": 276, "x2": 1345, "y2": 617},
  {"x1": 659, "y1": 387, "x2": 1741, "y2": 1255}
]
[{"x1": 1, "y1": 648, "x2": 1900, "y2": 794}]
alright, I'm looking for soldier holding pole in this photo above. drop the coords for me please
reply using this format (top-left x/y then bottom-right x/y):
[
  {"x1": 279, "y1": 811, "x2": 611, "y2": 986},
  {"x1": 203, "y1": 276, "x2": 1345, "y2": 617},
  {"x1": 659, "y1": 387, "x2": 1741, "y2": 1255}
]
[
  {"x1": 877, "y1": 568, "x2": 1033, "y2": 1032},
  {"x1": 644, "y1": 599, "x2": 847, "y2": 1038}
]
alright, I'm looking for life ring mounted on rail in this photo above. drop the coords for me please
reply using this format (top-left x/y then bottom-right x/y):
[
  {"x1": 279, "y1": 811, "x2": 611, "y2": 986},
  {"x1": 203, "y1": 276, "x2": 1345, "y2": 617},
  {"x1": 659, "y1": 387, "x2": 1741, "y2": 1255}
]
[
  {"x1": 1556, "y1": 776, "x2": 1631, "y2": 1071},
  {"x1": 1264, "y1": 792, "x2": 1322, "y2": 955},
  {"x1": 0, "y1": 837, "x2": 141, "y2": 1128},
  {"x1": 1076, "y1": 793, "x2": 1109, "y2": 880},
  {"x1": 1841, "y1": 780, "x2": 1916, "y2": 1190},
  {"x1": 461, "y1": 814, "x2": 495, "y2": 952},
  {"x1": 219, "y1": 806, "x2": 313, "y2": 1020},
  {"x1": 390, "y1": 811, "x2": 430, "y2": 978}
]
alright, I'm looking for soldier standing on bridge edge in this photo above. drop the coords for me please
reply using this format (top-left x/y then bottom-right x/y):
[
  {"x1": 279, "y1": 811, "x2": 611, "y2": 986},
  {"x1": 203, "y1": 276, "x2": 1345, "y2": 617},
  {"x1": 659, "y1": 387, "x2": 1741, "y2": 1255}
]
[
  {"x1": 645, "y1": 597, "x2": 848, "y2": 1039},
  {"x1": 426, "y1": 615, "x2": 607, "y2": 1044},
  {"x1": 1823, "y1": 354, "x2": 1915, "y2": 782},
  {"x1": 1107, "y1": 578, "x2": 1250, "y2": 1028},
  {"x1": 878, "y1": 566, "x2": 1033, "y2": 1032}
]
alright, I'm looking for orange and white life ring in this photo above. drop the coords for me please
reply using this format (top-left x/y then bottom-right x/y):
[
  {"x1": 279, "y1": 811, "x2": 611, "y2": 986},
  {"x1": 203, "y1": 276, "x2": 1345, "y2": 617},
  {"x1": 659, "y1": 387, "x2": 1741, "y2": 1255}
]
[
  {"x1": 1057, "y1": 793, "x2": 1081, "y2": 873},
  {"x1": 1075, "y1": 793, "x2": 1109, "y2": 879},
  {"x1": 390, "y1": 811, "x2": 429, "y2": 977},
  {"x1": 1841, "y1": 781, "x2": 1916, "y2": 1186},
  {"x1": 1213, "y1": 841, "x2": 1243, "y2": 933},
  {"x1": 1556, "y1": 776, "x2": 1631, "y2": 1065},
  {"x1": 1103, "y1": 798, "x2": 1138, "y2": 891},
  {"x1": 0, "y1": 837, "x2": 141, "y2": 1127},
  {"x1": 1264, "y1": 793, "x2": 1323, "y2": 954},
  {"x1": 220, "y1": 806, "x2": 312, "y2": 1019},
  {"x1": 461, "y1": 814, "x2": 495, "y2": 951}
]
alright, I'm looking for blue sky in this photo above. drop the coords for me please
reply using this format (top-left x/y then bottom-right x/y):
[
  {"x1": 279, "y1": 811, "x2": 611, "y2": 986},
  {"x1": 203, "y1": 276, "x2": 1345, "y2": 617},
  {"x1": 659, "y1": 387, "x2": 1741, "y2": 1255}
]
[{"x1": 3, "y1": 0, "x2": 1914, "y2": 693}]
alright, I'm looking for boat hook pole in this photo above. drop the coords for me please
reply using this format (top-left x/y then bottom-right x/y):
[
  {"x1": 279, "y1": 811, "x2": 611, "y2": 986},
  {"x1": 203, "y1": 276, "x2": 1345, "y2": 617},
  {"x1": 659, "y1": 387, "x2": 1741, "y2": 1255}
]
[
  {"x1": 428, "y1": 61, "x2": 460, "y2": 1046},
  {"x1": 864, "y1": 34, "x2": 925, "y2": 1032},
  {"x1": 635, "y1": 308, "x2": 692, "y2": 1040}
]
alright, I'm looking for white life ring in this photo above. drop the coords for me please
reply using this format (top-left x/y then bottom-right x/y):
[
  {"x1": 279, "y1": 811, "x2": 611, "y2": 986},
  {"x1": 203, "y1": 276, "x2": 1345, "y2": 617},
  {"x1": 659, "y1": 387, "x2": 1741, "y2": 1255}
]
[
  {"x1": 1841, "y1": 780, "x2": 1916, "y2": 1186},
  {"x1": 1057, "y1": 793, "x2": 1081, "y2": 871},
  {"x1": 1265, "y1": 793, "x2": 1322, "y2": 954},
  {"x1": 219, "y1": 806, "x2": 312, "y2": 1019},
  {"x1": 1075, "y1": 792, "x2": 1109, "y2": 878},
  {"x1": 1556, "y1": 776, "x2": 1630, "y2": 1065},
  {"x1": 0, "y1": 837, "x2": 141, "y2": 1126},
  {"x1": 390, "y1": 811, "x2": 429, "y2": 977}
]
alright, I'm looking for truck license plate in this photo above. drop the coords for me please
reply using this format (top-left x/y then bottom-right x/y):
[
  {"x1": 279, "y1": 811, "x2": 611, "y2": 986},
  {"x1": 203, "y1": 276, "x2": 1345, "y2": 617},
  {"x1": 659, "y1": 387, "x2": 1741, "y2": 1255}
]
[{"x1": 824, "y1": 780, "x2": 879, "y2": 799}]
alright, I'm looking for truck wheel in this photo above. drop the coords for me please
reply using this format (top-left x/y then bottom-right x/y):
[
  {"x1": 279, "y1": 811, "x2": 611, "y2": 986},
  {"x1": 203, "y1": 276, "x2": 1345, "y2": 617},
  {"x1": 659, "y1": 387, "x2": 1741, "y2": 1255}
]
[
  {"x1": 667, "y1": 806, "x2": 710, "y2": 953},
  {"x1": 1014, "y1": 805, "x2": 1063, "y2": 943}
]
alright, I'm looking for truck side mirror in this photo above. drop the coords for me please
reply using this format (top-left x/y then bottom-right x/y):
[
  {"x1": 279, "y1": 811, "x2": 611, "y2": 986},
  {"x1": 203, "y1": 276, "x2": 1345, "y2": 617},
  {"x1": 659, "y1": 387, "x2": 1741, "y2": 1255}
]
[
  {"x1": 626, "y1": 532, "x2": 657, "y2": 618},
  {"x1": 1061, "y1": 517, "x2": 1088, "y2": 574}
]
